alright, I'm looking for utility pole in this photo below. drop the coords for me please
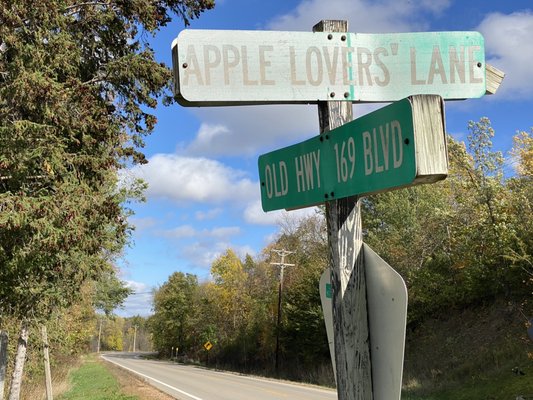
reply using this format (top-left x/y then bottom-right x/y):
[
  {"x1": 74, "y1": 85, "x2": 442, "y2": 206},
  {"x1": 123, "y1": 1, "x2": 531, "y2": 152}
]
[
  {"x1": 270, "y1": 249, "x2": 295, "y2": 376},
  {"x1": 97, "y1": 318, "x2": 102, "y2": 353},
  {"x1": 132, "y1": 325, "x2": 137, "y2": 352}
]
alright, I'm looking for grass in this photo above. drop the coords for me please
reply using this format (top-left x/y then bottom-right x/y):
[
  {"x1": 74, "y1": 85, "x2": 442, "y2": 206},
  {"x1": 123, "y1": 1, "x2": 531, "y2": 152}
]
[
  {"x1": 402, "y1": 363, "x2": 533, "y2": 399},
  {"x1": 401, "y1": 298, "x2": 533, "y2": 400},
  {"x1": 402, "y1": 352, "x2": 533, "y2": 400},
  {"x1": 58, "y1": 355, "x2": 138, "y2": 400},
  {"x1": 402, "y1": 368, "x2": 533, "y2": 400}
]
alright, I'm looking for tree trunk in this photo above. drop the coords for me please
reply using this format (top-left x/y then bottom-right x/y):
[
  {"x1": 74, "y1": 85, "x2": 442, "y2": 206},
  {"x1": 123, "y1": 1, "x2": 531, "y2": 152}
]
[{"x1": 8, "y1": 323, "x2": 29, "y2": 400}]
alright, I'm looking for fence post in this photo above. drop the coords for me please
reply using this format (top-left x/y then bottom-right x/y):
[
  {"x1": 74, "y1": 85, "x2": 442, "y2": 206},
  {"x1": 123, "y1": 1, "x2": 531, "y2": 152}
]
[
  {"x1": 0, "y1": 331, "x2": 8, "y2": 400},
  {"x1": 41, "y1": 326, "x2": 53, "y2": 400}
]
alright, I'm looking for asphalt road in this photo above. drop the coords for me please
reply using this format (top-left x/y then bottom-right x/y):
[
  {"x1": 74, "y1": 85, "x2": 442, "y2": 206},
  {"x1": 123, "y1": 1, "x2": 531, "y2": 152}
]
[{"x1": 101, "y1": 352, "x2": 337, "y2": 400}]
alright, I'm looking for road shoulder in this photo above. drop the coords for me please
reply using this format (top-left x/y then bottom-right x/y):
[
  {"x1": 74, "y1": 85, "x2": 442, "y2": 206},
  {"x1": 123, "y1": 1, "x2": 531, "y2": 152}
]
[{"x1": 102, "y1": 358, "x2": 177, "y2": 400}]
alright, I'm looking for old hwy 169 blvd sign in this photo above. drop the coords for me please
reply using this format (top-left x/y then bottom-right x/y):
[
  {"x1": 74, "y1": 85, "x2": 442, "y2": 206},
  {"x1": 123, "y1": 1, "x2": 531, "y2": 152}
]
[
  {"x1": 258, "y1": 95, "x2": 448, "y2": 212},
  {"x1": 172, "y1": 29, "x2": 485, "y2": 105}
]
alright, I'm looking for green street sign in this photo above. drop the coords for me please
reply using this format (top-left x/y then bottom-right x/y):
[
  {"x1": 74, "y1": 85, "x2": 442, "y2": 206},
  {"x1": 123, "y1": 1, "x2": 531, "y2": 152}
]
[{"x1": 258, "y1": 95, "x2": 448, "y2": 212}]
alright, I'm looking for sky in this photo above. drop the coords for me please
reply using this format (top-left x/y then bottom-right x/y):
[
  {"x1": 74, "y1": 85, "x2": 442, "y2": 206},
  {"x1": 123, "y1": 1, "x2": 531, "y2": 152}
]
[{"x1": 116, "y1": 0, "x2": 533, "y2": 317}]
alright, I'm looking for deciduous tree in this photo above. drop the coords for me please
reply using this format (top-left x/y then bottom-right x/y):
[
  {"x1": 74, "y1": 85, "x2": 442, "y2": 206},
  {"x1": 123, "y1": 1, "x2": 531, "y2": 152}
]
[{"x1": 149, "y1": 272, "x2": 198, "y2": 355}]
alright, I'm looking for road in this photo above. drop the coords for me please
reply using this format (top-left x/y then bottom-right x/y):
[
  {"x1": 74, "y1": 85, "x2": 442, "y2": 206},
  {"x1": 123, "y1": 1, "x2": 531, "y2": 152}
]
[{"x1": 101, "y1": 352, "x2": 337, "y2": 400}]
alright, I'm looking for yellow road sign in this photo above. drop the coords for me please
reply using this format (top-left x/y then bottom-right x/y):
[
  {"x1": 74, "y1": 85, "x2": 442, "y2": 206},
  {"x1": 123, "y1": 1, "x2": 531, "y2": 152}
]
[{"x1": 204, "y1": 341, "x2": 213, "y2": 351}]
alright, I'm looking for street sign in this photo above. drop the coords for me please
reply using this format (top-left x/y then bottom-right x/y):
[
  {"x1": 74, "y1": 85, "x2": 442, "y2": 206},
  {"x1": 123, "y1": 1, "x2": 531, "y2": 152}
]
[
  {"x1": 319, "y1": 243, "x2": 408, "y2": 400},
  {"x1": 258, "y1": 94, "x2": 447, "y2": 212},
  {"x1": 204, "y1": 341, "x2": 213, "y2": 351},
  {"x1": 172, "y1": 29, "x2": 485, "y2": 105}
]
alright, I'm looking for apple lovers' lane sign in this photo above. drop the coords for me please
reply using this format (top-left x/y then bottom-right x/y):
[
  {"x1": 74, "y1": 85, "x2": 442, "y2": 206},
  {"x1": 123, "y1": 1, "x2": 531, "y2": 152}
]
[
  {"x1": 172, "y1": 29, "x2": 485, "y2": 105},
  {"x1": 258, "y1": 95, "x2": 447, "y2": 212}
]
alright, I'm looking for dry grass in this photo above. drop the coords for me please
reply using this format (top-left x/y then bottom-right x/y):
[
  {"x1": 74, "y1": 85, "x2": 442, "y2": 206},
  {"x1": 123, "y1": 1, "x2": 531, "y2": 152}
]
[
  {"x1": 18, "y1": 356, "x2": 81, "y2": 400},
  {"x1": 101, "y1": 357, "x2": 175, "y2": 400}
]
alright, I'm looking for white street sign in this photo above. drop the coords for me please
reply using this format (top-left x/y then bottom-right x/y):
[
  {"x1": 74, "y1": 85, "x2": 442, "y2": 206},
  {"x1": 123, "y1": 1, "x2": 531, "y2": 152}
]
[{"x1": 172, "y1": 29, "x2": 485, "y2": 105}]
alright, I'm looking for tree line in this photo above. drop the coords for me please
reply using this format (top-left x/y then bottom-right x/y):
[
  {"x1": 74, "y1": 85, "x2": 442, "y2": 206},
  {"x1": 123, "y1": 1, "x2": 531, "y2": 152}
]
[{"x1": 148, "y1": 121, "x2": 533, "y2": 385}]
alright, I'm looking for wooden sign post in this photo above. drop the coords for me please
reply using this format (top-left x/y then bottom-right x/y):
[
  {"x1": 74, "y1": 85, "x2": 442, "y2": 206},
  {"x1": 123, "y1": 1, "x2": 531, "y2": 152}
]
[
  {"x1": 0, "y1": 331, "x2": 7, "y2": 400},
  {"x1": 314, "y1": 20, "x2": 372, "y2": 400}
]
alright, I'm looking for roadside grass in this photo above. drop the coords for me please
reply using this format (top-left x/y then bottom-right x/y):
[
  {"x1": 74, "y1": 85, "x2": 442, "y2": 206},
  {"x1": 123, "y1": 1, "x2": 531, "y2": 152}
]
[
  {"x1": 402, "y1": 354, "x2": 533, "y2": 400},
  {"x1": 58, "y1": 354, "x2": 138, "y2": 400},
  {"x1": 401, "y1": 299, "x2": 533, "y2": 400}
]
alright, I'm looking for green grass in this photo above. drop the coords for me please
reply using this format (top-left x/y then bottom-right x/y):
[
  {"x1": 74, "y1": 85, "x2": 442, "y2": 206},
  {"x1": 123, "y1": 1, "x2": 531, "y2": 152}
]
[
  {"x1": 402, "y1": 362, "x2": 533, "y2": 400},
  {"x1": 400, "y1": 298, "x2": 533, "y2": 400},
  {"x1": 58, "y1": 355, "x2": 138, "y2": 400}
]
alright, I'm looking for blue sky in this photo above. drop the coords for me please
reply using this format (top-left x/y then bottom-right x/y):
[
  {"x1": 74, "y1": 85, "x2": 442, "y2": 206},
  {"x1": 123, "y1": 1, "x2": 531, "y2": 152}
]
[{"x1": 117, "y1": 0, "x2": 533, "y2": 317}]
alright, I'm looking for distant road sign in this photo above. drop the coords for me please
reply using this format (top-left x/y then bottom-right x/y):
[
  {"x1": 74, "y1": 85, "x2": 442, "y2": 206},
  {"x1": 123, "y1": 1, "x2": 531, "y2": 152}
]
[
  {"x1": 258, "y1": 95, "x2": 447, "y2": 212},
  {"x1": 172, "y1": 29, "x2": 485, "y2": 105},
  {"x1": 204, "y1": 341, "x2": 213, "y2": 351}
]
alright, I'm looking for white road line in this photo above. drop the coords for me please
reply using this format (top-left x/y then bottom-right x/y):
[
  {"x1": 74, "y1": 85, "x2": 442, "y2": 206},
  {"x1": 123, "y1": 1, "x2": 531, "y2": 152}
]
[{"x1": 101, "y1": 355, "x2": 204, "y2": 400}]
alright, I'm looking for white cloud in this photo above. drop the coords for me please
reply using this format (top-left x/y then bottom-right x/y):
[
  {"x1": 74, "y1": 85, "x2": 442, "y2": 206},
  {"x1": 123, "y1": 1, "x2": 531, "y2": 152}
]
[
  {"x1": 180, "y1": 241, "x2": 222, "y2": 268},
  {"x1": 195, "y1": 208, "x2": 222, "y2": 221},
  {"x1": 418, "y1": 0, "x2": 451, "y2": 15},
  {"x1": 131, "y1": 154, "x2": 258, "y2": 204},
  {"x1": 186, "y1": 105, "x2": 319, "y2": 157},
  {"x1": 244, "y1": 200, "x2": 284, "y2": 225},
  {"x1": 125, "y1": 280, "x2": 150, "y2": 293},
  {"x1": 161, "y1": 225, "x2": 241, "y2": 239},
  {"x1": 128, "y1": 217, "x2": 157, "y2": 233},
  {"x1": 117, "y1": 281, "x2": 154, "y2": 317},
  {"x1": 266, "y1": 0, "x2": 450, "y2": 33},
  {"x1": 185, "y1": 123, "x2": 231, "y2": 155},
  {"x1": 164, "y1": 224, "x2": 197, "y2": 239},
  {"x1": 211, "y1": 226, "x2": 241, "y2": 238},
  {"x1": 180, "y1": 240, "x2": 256, "y2": 270},
  {"x1": 244, "y1": 199, "x2": 319, "y2": 226},
  {"x1": 477, "y1": 11, "x2": 533, "y2": 99}
]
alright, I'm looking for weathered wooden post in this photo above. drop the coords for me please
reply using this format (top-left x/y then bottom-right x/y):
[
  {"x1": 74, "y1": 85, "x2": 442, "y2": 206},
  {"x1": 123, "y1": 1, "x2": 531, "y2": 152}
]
[
  {"x1": 8, "y1": 322, "x2": 28, "y2": 400},
  {"x1": 313, "y1": 20, "x2": 373, "y2": 400},
  {"x1": 41, "y1": 326, "x2": 53, "y2": 400},
  {"x1": 0, "y1": 331, "x2": 8, "y2": 400}
]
